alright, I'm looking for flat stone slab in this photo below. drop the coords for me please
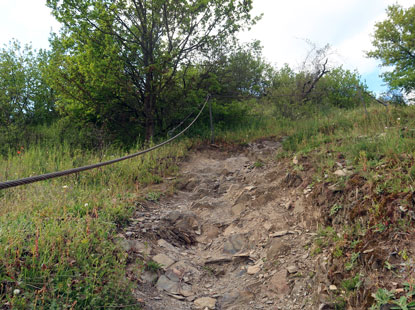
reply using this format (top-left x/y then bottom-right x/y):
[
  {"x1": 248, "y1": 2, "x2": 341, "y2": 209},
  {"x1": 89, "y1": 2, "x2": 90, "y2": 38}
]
[
  {"x1": 247, "y1": 265, "x2": 261, "y2": 275},
  {"x1": 153, "y1": 254, "x2": 175, "y2": 269},
  {"x1": 156, "y1": 275, "x2": 179, "y2": 295},
  {"x1": 194, "y1": 297, "x2": 216, "y2": 309}
]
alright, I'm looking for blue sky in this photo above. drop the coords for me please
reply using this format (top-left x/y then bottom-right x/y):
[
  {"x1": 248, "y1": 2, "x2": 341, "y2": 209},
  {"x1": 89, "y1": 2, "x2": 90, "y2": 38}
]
[
  {"x1": 240, "y1": 0, "x2": 414, "y2": 94},
  {"x1": 0, "y1": 0, "x2": 412, "y2": 94}
]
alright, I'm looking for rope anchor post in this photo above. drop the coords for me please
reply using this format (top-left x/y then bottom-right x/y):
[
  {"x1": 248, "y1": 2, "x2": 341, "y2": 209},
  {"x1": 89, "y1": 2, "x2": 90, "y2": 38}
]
[{"x1": 209, "y1": 98, "x2": 214, "y2": 144}]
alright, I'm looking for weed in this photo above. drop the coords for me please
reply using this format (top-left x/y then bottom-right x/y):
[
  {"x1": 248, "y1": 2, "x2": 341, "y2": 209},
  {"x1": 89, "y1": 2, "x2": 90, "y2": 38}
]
[
  {"x1": 399, "y1": 249, "x2": 409, "y2": 261},
  {"x1": 145, "y1": 191, "x2": 161, "y2": 202},
  {"x1": 146, "y1": 261, "x2": 163, "y2": 272},
  {"x1": 330, "y1": 203, "x2": 343, "y2": 216},
  {"x1": 384, "y1": 261, "x2": 395, "y2": 270},
  {"x1": 370, "y1": 288, "x2": 395, "y2": 309},
  {"x1": 341, "y1": 273, "x2": 362, "y2": 291},
  {"x1": 202, "y1": 266, "x2": 215, "y2": 275},
  {"x1": 370, "y1": 286, "x2": 415, "y2": 310},
  {"x1": 253, "y1": 161, "x2": 264, "y2": 168},
  {"x1": 345, "y1": 252, "x2": 360, "y2": 271},
  {"x1": 333, "y1": 245, "x2": 343, "y2": 258}
]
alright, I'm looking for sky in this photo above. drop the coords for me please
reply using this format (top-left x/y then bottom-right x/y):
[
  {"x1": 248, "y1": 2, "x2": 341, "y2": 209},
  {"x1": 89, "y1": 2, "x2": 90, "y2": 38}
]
[
  {"x1": 0, "y1": 0, "x2": 413, "y2": 94},
  {"x1": 240, "y1": 0, "x2": 414, "y2": 94}
]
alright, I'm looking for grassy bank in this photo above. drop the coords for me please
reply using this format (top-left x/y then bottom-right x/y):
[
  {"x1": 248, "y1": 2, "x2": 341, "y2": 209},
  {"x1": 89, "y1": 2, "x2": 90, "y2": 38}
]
[
  {"x1": 277, "y1": 104, "x2": 415, "y2": 309},
  {"x1": 0, "y1": 140, "x2": 192, "y2": 309}
]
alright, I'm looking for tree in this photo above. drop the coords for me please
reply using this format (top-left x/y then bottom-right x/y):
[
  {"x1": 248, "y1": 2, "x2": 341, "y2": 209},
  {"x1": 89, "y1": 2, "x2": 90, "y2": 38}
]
[
  {"x1": 268, "y1": 64, "x2": 370, "y2": 119},
  {"x1": 0, "y1": 40, "x2": 55, "y2": 129},
  {"x1": 46, "y1": 0, "x2": 258, "y2": 140},
  {"x1": 367, "y1": 4, "x2": 415, "y2": 98},
  {"x1": 0, "y1": 40, "x2": 56, "y2": 151}
]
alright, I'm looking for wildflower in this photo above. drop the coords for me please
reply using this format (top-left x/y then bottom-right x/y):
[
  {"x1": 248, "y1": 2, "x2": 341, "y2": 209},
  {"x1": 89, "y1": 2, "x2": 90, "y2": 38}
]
[
  {"x1": 17, "y1": 151, "x2": 21, "y2": 155},
  {"x1": 84, "y1": 203, "x2": 89, "y2": 207},
  {"x1": 62, "y1": 185, "x2": 68, "y2": 189},
  {"x1": 20, "y1": 146, "x2": 24, "y2": 150}
]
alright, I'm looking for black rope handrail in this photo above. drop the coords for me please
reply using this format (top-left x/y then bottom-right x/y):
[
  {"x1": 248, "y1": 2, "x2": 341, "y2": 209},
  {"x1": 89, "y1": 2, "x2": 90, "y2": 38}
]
[{"x1": 0, "y1": 95, "x2": 210, "y2": 190}]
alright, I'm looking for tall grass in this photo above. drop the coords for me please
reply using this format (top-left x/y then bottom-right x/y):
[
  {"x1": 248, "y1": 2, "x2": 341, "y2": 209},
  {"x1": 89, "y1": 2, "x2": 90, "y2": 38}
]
[{"x1": 0, "y1": 140, "x2": 191, "y2": 309}]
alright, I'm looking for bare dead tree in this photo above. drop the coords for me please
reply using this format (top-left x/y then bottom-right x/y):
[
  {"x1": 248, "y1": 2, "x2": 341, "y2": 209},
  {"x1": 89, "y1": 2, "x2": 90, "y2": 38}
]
[{"x1": 296, "y1": 41, "x2": 332, "y2": 103}]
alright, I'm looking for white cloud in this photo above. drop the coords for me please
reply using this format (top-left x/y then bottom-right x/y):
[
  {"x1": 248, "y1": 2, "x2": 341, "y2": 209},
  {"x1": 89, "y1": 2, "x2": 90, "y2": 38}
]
[
  {"x1": 0, "y1": 0, "x2": 60, "y2": 49},
  {"x1": 240, "y1": 0, "x2": 414, "y2": 92},
  {"x1": 0, "y1": 0, "x2": 413, "y2": 92}
]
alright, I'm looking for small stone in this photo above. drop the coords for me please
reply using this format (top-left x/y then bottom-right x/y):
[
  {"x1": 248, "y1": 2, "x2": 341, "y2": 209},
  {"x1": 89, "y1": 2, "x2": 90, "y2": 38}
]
[
  {"x1": 157, "y1": 239, "x2": 176, "y2": 251},
  {"x1": 186, "y1": 296, "x2": 197, "y2": 302},
  {"x1": 223, "y1": 234, "x2": 247, "y2": 254},
  {"x1": 329, "y1": 285, "x2": 337, "y2": 291},
  {"x1": 293, "y1": 156, "x2": 298, "y2": 165},
  {"x1": 140, "y1": 271, "x2": 158, "y2": 284},
  {"x1": 268, "y1": 270, "x2": 290, "y2": 295},
  {"x1": 334, "y1": 169, "x2": 352, "y2": 177},
  {"x1": 269, "y1": 230, "x2": 294, "y2": 238},
  {"x1": 152, "y1": 254, "x2": 175, "y2": 269},
  {"x1": 169, "y1": 294, "x2": 185, "y2": 300},
  {"x1": 303, "y1": 188, "x2": 312, "y2": 194},
  {"x1": 263, "y1": 222, "x2": 273, "y2": 231},
  {"x1": 156, "y1": 275, "x2": 179, "y2": 294},
  {"x1": 334, "y1": 169, "x2": 347, "y2": 177},
  {"x1": 194, "y1": 297, "x2": 216, "y2": 309},
  {"x1": 165, "y1": 268, "x2": 181, "y2": 282},
  {"x1": 399, "y1": 205, "x2": 408, "y2": 212},
  {"x1": 180, "y1": 289, "x2": 194, "y2": 297},
  {"x1": 328, "y1": 184, "x2": 340, "y2": 191},
  {"x1": 130, "y1": 240, "x2": 151, "y2": 254},
  {"x1": 205, "y1": 256, "x2": 232, "y2": 264},
  {"x1": 287, "y1": 265, "x2": 298, "y2": 274},
  {"x1": 247, "y1": 265, "x2": 261, "y2": 275},
  {"x1": 117, "y1": 238, "x2": 131, "y2": 252}
]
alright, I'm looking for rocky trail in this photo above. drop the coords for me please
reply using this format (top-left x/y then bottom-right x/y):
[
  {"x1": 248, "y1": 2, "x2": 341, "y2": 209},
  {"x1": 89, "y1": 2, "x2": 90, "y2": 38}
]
[{"x1": 120, "y1": 140, "x2": 329, "y2": 310}]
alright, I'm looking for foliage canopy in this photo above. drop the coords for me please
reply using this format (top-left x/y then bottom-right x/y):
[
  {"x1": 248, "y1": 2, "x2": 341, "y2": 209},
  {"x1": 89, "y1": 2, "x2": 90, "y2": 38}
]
[
  {"x1": 46, "y1": 0, "x2": 258, "y2": 140},
  {"x1": 367, "y1": 4, "x2": 415, "y2": 98}
]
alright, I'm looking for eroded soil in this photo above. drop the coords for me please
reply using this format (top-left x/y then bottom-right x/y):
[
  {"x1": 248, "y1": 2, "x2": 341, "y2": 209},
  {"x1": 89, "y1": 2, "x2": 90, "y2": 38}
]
[{"x1": 120, "y1": 140, "x2": 328, "y2": 310}]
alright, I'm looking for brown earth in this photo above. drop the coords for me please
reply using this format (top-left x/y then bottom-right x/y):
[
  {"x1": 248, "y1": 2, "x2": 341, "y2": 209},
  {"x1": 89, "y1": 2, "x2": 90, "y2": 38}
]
[{"x1": 118, "y1": 140, "x2": 337, "y2": 310}]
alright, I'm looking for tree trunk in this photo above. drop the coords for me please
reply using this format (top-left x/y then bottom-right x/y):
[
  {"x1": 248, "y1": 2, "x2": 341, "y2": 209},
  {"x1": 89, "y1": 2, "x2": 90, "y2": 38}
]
[
  {"x1": 144, "y1": 72, "x2": 155, "y2": 141},
  {"x1": 144, "y1": 95, "x2": 154, "y2": 141}
]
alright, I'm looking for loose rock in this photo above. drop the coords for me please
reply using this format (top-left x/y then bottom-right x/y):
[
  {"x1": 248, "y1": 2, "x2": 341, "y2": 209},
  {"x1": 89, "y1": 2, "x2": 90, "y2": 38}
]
[
  {"x1": 194, "y1": 297, "x2": 216, "y2": 309},
  {"x1": 247, "y1": 265, "x2": 261, "y2": 275},
  {"x1": 223, "y1": 234, "x2": 247, "y2": 254},
  {"x1": 152, "y1": 253, "x2": 175, "y2": 269},
  {"x1": 287, "y1": 265, "x2": 298, "y2": 274},
  {"x1": 156, "y1": 275, "x2": 180, "y2": 295}
]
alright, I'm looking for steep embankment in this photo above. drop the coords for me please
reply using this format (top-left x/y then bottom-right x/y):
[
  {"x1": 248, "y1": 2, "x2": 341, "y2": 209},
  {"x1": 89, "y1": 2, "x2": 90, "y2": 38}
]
[
  {"x1": 118, "y1": 106, "x2": 415, "y2": 310},
  {"x1": 119, "y1": 140, "x2": 326, "y2": 310}
]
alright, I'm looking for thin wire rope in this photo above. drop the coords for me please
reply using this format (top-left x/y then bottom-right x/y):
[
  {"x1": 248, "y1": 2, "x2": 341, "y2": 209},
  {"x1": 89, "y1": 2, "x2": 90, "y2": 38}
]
[
  {"x1": 0, "y1": 95, "x2": 210, "y2": 190},
  {"x1": 167, "y1": 102, "x2": 203, "y2": 136}
]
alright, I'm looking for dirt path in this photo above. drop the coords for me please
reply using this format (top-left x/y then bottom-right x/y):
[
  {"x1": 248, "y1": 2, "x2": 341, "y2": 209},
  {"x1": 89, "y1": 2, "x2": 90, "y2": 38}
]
[{"x1": 122, "y1": 140, "x2": 325, "y2": 310}]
